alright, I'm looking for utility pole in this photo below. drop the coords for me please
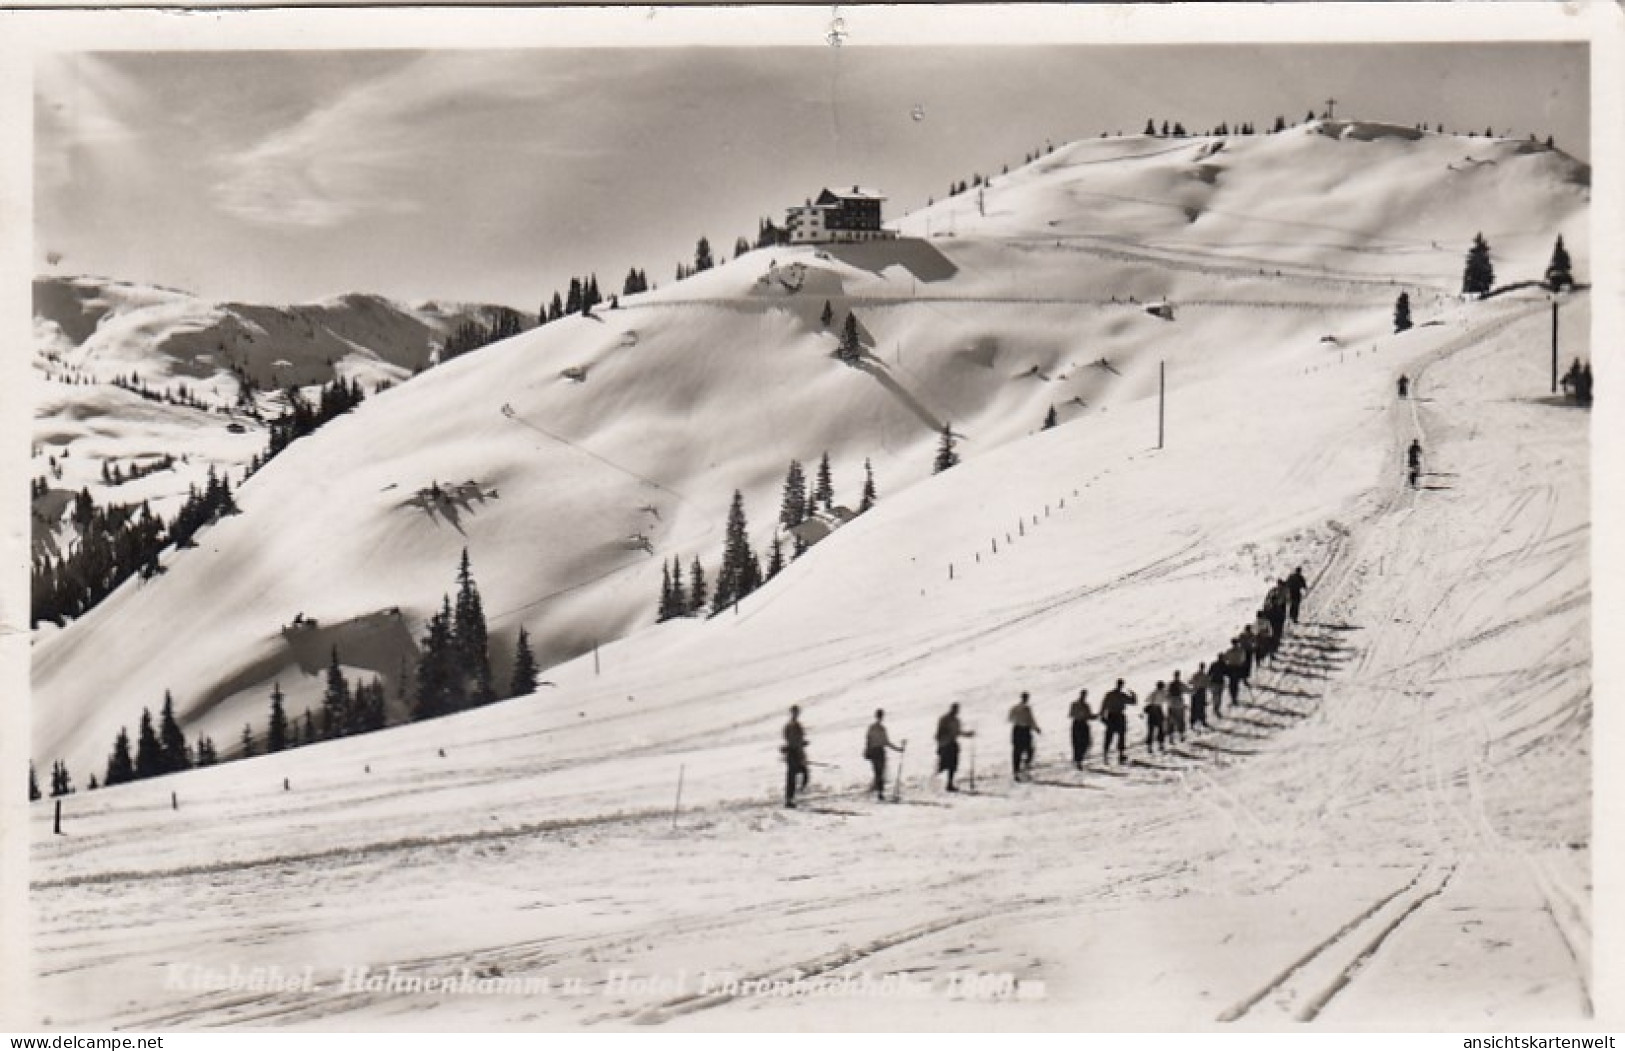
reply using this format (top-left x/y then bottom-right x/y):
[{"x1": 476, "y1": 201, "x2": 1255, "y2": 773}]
[
  {"x1": 1325, "y1": 97, "x2": 1338, "y2": 120},
  {"x1": 1157, "y1": 360, "x2": 1166, "y2": 450},
  {"x1": 1551, "y1": 298, "x2": 1560, "y2": 394}
]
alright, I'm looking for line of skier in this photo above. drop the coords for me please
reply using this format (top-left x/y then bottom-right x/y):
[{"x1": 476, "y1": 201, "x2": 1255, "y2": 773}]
[{"x1": 780, "y1": 566, "x2": 1310, "y2": 806}]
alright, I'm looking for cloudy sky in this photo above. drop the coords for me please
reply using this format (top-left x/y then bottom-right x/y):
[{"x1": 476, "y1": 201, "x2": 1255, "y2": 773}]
[{"x1": 34, "y1": 34, "x2": 1589, "y2": 311}]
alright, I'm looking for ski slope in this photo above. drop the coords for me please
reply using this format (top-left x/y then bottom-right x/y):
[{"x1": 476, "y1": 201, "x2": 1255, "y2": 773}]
[
  {"x1": 30, "y1": 123, "x2": 1590, "y2": 786},
  {"x1": 25, "y1": 121, "x2": 1593, "y2": 1030},
  {"x1": 27, "y1": 285, "x2": 1591, "y2": 1031}
]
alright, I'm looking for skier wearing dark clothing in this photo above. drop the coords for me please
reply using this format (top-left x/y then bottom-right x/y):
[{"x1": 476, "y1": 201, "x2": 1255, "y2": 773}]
[
  {"x1": 1225, "y1": 640, "x2": 1249, "y2": 704},
  {"x1": 1190, "y1": 663, "x2": 1210, "y2": 729},
  {"x1": 1407, "y1": 439, "x2": 1423, "y2": 487},
  {"x1": 864, "y1": 710, "x2": 904, "y2": 800},
  {"x1": 1397, "y1": 374, "x2": 1410, "y2": 399},
  {"x1": 1208, "y1": 654, "x2": 1228, "y2": 718},
  {"x1": 1009, "y1": 693, "x2": 1041, "y2": 780},
  {"x1": 935, "y1": 703, "x2": 974, "y2": 791},
  {"x1": 1143, "y1": 683, "x2": 1168, "y2": 753},
  {"x1": 1101, "y1": 679, "x2": 1137, "y2": 763},
  {"x1": 1265, "y1": 582, "x2": 1289, "y2": 643},
  {"x1": 783, "y1": 705, "x2": 809, "y2": 808},
  {"x1": 1285, "y1": 567, "x2": 1309, "y2": 623},
  {"x1": 1068, "y1": 690, "x2": 1095, "y2": 769}
]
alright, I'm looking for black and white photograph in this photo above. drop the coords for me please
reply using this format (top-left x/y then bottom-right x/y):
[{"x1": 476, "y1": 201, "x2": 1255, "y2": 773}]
[{"x1": 4, "y1": 2, "x2": 1620, "y2": 1035}]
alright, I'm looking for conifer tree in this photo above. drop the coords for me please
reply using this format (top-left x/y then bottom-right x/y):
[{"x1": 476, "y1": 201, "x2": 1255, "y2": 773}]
[
  {"x1": 1043, "y1": 406, "x2": 1059, "y2": 430},
  {"x1": 240, "y1": 724, "x2": 255, "y2": 759},
  {"x1": 511, "y1": 627, "x2": 540, "y2": 697},
  {"x1": 767, "y1": 535, "x2": 785, "y2": 579},
  {"x1": 779, "y1": 461, "x2": 808, "y2": 531},
  {"x1": 453, "y1": 549, "x2": 494, "y2": 707},
  {"x1": 301, "y1": 710, "x2": 316, "y2": 748},
  {"x1": 29, "y1": 761, "x2": 40, "y2": 802},
  {"x1": 87, "y1": 773, "x2": 99, "y2": 790},
  {"x1": 322, "y1": 648, "x2": 351, "y2": 738},
  {"x1": 1144, "y1": 118, "x2": 1156, "y2": 136},
  {"x1": 839, "y1": 312, "x2": 862, "y2": 363},
  {"x1": 415, "y1": 595, "x2": 456, "y2": 719},
  {"x1": 1462, "y1": 233, "x2": 1495, "y2": 296},
  {"x1": 268, "y1": 682, "x2": 288, "y2": 752},
  {"x1": 712, "y1": 491, "x2": 756, "y2": 613},
  {"x1": 658, "y1": 561, "x2": 678, "y2": 621},
  {"x1": 669, "y1": 558, "x2": 686, "y2": 616},
  {"x1": 1545, "y1": 234, "x2": 1574, "y2": 291},
  {"x1": 106, "y1": 727, "x2": 134, "y2": 786},
  {"x1": 135, "y1": 708, "x2": 163, "y2": 780},
  {"x1": 548, "y1": 292, "x2": 564, "y2": 322},
  {"x1": 933, "y1": 423, "x2": 959, "y2": 473},
  {"x1": 565, "y1": 278, "x2": 582, "y2": 314},
  {"x1": 51, "y1": 761, "x2": 73, "y2": 797},
  {"x1": 815, "y1": 453, "x2": 834, "y2": 510},
  {"x1": 695, "y1": 237, "x2": 714, "y2": 273},
  {"x1": 689, "y1": 557, "x2": 708, "y2": 614},
  {"x1": 196, "y1": 737, "x2": 217, "y2": 767},
  {"x1": 1394, "y1": 292, "x2": 1413, "y2": 333},
  {"x1": 821, "y1": 300, "x2": 834, "y2": 327},
  {"x1": 159, "y1": 691, "x2": 190, "y2": 773},
  {"x1": 859, "y1": 458, "x2": 877, "y2": 513}
]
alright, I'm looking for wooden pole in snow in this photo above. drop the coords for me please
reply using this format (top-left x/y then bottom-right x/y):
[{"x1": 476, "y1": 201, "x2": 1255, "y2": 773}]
[
  {"x1": 594, "y1": 642, "x2": 601, "y2": 675},
  {"x1": 53, "y1": 799, "x2": 62, "y2": 835},
  {"x1": 672, "y1": 765, "x2": 685, "y2": 829},
  {"x1": 1158, "y1": 360, "x2": 1166, "y2": 450},
  {"x1": 1551, "y1": 299, "x2": 1559, "y2": 394}
]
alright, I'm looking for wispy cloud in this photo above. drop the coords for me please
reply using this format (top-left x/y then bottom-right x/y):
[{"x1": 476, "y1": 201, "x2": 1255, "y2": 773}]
[{"x1": 209, "y1": 52, "x2": 578, "y2": 229}]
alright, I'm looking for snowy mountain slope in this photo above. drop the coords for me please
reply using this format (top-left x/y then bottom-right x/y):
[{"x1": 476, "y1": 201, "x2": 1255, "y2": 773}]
[
  {"x1": 31, "y1": 125, "x2": 1588, "y2": 815},
  {"x1": 31, "y1": 276, "x2": 523, "y2": 527},
  {"x1": 27, "y1": 279, "x2": 1590, "y2": 1029}
]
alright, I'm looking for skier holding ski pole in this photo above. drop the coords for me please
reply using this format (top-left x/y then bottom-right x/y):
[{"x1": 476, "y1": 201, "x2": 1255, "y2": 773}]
[
  {"x1": 1008, "y1": 692, "x2": 1041, "y2": 781},
  {"x1": 782, "y1": 705, "x2": 809, "y2": 808},
  {"x1": 864, "y1": 710, "x2": 905, "y2": 801},
  {"x1": 936, "y1": 703, "x2": 975, "y2": 792}
]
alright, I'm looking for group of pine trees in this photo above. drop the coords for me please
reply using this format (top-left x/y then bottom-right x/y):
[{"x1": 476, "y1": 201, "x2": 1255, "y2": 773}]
[
  {"x1": 541, "y1": 275, "x2": 608, "y2": 323},
  {"x1": 35, "y1": 549, "x2": 550, "y2": 800},
  {"x1": 1389, "y1": 233, "x2": 1573, "y2": 333},
  {"x1": 439, "y1": 308, "x2": 526, "y2": 364},
  {"x1": 253, "y1": 376, "x2": 367, "y2": 473},
  {"x1": 99, "y1": 454, "x2": 176, "y2": 487},
  {"x1": 656, "y1": 455, "x2": 879, "y2": 621},
  {"x1": 29, "y1": 760, "x2": 77, "y2": 799}
]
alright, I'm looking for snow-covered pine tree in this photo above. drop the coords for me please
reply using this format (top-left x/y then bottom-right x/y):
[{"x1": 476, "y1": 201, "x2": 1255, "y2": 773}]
[
  {"x1": 415, "y1": 595, "x2": 456, "y2": 719},
  {"x1": 135, "y1": 708, "x2": 162, "y2": 780},
  {"x1": 670, "y1": 558, "x2": 686, "y2": 615},
  {"x1": 322, "y1": 648, "x2": 351, "y2": 738},
  {"x1": 839, "y1": 313, "x2": 862, "y2": 363},
  {"x1": 268, "y1": 682, "x2": 288, "y2": 752},
  {"x1": 1394, "y1": 292, "x2": 1413, "y2": 333},
  {"x1": 453, "y1": 549, "x2": 495, "y2": 706},
  {"x1": 934, "y1": 423, "x2": 960, "y2": 473},
  {"x1": 658, "y1": 561, "x2": 675, "y2": 621},
  {"x1": 105, "y1": 727, "x2": 134, "y2": 786},
  {"x1": 779, "y1": 461, "x2": 808, "y2": 532},
  {"x1": 712, "y1": 491, "x2": 756, "y2": 614},
  {"x1": 159, "y1": 692, "x2": 190, "y2": 773},
  {"x1": 511, "y1": 626, "x2": 540, "y2": 697},
  {"x1": 815, "y1": 453, "x2": 834, "y2": 510},
  {"x1": 859, "y1": 458, "x2": 877, "y2": 513},
  {"x1": 1462, "y1": 233, "x2": 1495, "y2": 296},
  {"x1": 1545, "y1": 235, "x2": 1574, "y2": 291},
  {"x1": 689, "y1": 558, "x2": 708, "y2": 614}
]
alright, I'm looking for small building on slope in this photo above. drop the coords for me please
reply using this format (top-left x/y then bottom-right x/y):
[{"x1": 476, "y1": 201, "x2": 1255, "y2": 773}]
[{"x1": 786, "y1": 187, "x2": 896, "y2": 245}]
